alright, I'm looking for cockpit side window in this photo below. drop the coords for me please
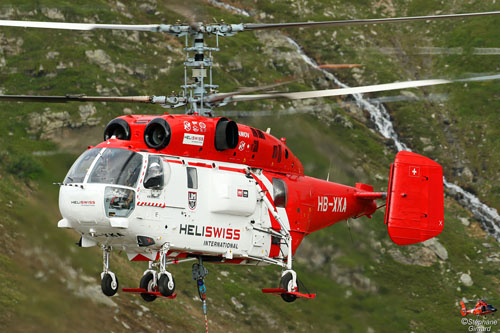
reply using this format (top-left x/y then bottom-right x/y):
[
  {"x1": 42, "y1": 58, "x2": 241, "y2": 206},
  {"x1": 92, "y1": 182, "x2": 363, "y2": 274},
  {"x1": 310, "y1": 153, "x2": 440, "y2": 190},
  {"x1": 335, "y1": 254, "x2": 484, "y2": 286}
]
[
  {"x1": 187, "y1": 167, "x2": 198, "y2": 189},
  {"x1": 273, "y1": 177, "x2": 288, "y2": 208},
  {"x1": 88, "y1": 148, "x2": 142, "y2": 187},
  {"x1": 64, "y1": 148, "x2": 101, "y2": 184},
  {"x1": 144, "y1": 155, "x2": 164, "y2": 190}
]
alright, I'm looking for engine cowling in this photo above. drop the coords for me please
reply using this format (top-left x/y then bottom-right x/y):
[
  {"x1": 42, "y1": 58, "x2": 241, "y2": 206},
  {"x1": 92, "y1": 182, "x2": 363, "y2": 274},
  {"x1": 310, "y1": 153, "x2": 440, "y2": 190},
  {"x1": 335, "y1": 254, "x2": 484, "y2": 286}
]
[
  {"x1": 103, "y1": 118, "x2": 131, "y2": 141},
  {"x1": 214, "y1": 118, "x2": 238, "y2": 151},
  {"x1": 144, "y1": 118, "x2": 171, "y2": 150}
]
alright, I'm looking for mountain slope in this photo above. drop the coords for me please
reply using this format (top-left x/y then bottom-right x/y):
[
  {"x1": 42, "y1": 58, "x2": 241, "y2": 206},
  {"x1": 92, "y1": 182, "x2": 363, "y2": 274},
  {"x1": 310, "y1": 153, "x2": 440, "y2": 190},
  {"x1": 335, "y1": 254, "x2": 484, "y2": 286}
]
[{"x1": 0, "y1": 1, "x2": 499, "y2": 332}]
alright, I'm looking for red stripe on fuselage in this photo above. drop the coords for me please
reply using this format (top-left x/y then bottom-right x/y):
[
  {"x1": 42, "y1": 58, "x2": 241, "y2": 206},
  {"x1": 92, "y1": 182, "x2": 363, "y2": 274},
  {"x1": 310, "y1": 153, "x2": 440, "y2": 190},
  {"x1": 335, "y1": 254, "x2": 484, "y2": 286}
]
[
  {"x1": 219, "y1": 166, "x2": 246, "y2": 174},
  {"x1": 188, "y1": 162, "x2": 212, "y2": 168},
  {"x1": 164, "y1": 159, "x2": 182, "y2": 164}
]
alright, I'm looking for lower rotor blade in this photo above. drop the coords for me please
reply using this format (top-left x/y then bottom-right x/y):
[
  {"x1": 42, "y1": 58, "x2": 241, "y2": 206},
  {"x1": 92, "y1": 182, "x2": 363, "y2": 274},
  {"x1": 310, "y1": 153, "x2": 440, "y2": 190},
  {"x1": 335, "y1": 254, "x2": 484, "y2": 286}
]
[{"x1": 0, "y1": 94, "x2": 154, "y2": 103}]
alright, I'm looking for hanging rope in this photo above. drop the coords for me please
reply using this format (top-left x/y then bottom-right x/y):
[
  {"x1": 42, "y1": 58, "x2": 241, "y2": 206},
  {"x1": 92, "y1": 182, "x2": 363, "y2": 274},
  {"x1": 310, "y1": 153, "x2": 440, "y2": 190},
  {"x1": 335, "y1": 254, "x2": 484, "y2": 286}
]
[{"x1": 197, "y1": 277, "x2": 209, "y2": 333}]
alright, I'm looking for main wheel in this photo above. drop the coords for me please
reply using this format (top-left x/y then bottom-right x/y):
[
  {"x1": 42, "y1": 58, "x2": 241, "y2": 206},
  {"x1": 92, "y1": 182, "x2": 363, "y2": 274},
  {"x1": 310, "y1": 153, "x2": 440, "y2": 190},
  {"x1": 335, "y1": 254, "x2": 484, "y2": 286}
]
[
  {"x1": 279, "y1": 272, "x2": 297, "y2": 303},
  {"x1": 158, "y1": 274, "x2": 175, "y2": 297},
  {"x1": 139, "y1": 272, "x2": 157, "y2": 302},
  {"x1": 101, "y1": 273, "x2": 119, "y2": 296}
]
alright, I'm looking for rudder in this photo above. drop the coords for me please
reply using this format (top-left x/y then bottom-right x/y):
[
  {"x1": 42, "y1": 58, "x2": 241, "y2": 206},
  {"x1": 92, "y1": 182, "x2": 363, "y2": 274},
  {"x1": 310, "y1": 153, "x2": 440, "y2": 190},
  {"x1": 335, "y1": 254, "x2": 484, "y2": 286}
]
[{"x1": 385, "y1": 151, "x2": 444, "y2": 245}]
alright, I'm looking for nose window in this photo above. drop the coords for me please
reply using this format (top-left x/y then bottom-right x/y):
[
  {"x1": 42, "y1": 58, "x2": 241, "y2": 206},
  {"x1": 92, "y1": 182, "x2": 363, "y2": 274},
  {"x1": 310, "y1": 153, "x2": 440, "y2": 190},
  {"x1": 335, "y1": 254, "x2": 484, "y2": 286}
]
[{"x1": 104, "y1": 187, "x2": 135, "y2": 217}]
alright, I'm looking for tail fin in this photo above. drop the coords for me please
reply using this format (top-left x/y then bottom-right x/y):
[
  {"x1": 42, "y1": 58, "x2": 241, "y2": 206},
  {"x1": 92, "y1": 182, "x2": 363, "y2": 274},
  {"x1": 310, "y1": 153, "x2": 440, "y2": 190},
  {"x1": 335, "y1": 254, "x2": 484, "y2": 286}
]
[
  {"x1": 460, "y1": 301, "x2": 468, "y2": 316},
  {"x1": 385, "y1": 151, "x2": 444, "y2": 245}
]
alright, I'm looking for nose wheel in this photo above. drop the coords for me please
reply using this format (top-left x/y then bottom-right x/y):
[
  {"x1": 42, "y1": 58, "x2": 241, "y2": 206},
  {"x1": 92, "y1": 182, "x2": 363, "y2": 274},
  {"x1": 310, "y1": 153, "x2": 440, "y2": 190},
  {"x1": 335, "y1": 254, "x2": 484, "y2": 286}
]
[{"x1": 100, "y1": 245, "x2": 119, "y2": 296}]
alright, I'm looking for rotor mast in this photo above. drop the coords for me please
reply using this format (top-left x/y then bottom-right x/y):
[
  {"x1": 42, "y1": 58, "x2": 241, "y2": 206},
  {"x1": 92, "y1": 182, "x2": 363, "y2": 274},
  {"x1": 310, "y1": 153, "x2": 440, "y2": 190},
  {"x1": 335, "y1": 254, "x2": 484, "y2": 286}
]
[
  {"x1": 182, "y1": 31, "x2": 218, "y2": 117},
  {"x1": 160, "y1": 22, "x2": 243, "y2": 117}
]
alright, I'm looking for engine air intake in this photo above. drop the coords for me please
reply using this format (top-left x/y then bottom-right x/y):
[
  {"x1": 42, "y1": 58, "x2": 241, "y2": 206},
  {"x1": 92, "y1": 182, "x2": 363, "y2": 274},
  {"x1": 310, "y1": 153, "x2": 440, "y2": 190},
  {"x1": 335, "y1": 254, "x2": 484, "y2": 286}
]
[
  {"x1": 144, "y1": 118, "x2": 171, "y2": 150},
  {"x1": 214, "y1": 118, "x2": 238, "y2": 151},
  {"x1": 104, "y1": 118, "x2": 131, "y2": 141}
]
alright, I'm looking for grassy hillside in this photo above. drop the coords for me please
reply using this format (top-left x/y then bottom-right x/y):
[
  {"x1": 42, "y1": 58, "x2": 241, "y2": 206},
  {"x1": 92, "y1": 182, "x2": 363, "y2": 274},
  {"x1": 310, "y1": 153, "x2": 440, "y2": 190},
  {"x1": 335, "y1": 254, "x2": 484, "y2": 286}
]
[{"x1": 0, "y1": 1, "x2": 499, "y2": 332}]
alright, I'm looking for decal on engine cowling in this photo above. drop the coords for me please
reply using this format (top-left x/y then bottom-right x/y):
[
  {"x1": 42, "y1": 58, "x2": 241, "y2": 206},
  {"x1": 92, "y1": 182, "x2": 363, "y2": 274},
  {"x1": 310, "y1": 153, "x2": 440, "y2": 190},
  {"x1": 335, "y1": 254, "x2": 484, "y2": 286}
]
[
  {"x1": 317, "y1": 196, "x2": 347, "y2": 213},
  {"x1": 183, "y1": 121, "x2": 207, "y2": 133},
  {"x1": 178, "y1": 224, "x2": 241, "y2": 240},
  {"x1": 183, "y1": 133, "x2": 205, "y2": 146},
  {"x1": 199, "y1": 122, "x2": 206, "y2": 132}
]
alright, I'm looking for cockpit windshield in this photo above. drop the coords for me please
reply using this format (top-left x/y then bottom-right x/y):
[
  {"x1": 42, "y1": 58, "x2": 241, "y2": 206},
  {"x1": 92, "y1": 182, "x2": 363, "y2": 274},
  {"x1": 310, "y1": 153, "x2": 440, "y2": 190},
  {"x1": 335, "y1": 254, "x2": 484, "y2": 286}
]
[
  {"x1": 64, "y1": 148, "x2": 102, "y2": 184},
  {"x1": 88, "y1": 148, "x2": 143, "y2": 187}
]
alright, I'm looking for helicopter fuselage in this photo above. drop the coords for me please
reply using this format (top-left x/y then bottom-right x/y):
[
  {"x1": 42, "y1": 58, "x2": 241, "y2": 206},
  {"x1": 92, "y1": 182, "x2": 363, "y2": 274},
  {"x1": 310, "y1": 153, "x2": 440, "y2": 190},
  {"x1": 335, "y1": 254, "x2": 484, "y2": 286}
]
[{"x1": 58, "y1": 114, "x2": 379, "y2": 265}]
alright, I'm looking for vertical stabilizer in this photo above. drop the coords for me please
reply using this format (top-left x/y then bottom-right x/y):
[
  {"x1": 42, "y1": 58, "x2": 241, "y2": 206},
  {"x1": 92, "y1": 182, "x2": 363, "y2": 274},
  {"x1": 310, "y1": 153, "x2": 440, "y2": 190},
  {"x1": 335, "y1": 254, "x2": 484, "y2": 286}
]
[{"x1": 385, "y1": 151, "x2": 444, "y2": 245}]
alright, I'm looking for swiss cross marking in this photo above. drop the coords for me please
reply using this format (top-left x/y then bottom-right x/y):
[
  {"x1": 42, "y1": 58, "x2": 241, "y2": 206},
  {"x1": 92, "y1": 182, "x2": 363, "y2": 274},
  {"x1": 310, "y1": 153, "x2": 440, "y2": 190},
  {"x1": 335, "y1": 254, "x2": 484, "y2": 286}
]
[{"x1": 409, "y1": 166, "x2": 421, "y2": 177}]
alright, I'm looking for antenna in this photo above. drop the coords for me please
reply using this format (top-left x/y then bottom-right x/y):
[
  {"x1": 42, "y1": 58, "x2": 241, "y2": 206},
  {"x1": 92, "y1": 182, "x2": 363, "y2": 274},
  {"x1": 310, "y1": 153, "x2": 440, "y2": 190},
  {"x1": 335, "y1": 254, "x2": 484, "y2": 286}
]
[
  {"x1": 346, "y1": 219, "x2": 354, "y2": 244},
  {"x1": 326, "y1": 157, "x2": 332, "y2": 181}
]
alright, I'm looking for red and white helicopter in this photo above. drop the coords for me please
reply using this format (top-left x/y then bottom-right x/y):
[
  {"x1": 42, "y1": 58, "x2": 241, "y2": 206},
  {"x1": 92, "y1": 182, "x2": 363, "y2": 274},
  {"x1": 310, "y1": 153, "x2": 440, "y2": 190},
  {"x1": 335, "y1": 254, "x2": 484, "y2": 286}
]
[
  {"x1": 461, "y1": 299, "x2": 498, "y2": 317},
  {"x1": 1, "y1": 9, "x2": 498, "y2": 316}
]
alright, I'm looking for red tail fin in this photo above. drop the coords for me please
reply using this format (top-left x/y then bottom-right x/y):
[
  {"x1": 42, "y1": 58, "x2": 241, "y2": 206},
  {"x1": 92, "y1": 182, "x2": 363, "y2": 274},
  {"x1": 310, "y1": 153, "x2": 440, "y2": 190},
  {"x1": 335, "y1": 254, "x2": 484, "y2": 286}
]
[
  {"x1": 385, "y1": 151, "x2": 444, "y2": 245},
  {"x1": 461, "y1": 301, "x2": 468, "y2": 316}
]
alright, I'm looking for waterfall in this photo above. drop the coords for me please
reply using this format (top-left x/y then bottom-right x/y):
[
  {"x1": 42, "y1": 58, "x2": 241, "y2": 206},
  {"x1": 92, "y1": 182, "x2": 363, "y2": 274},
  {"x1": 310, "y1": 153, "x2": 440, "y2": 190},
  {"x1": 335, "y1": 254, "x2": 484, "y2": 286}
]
[{"x1": 284, "y1": 37, "x2": 500, "y2": 242}]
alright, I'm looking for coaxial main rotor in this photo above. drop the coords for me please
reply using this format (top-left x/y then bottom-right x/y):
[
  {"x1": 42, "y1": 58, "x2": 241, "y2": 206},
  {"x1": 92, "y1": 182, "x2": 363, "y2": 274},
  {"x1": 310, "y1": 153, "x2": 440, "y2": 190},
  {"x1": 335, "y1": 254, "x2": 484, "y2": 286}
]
[{"x1": 1, "y1": 10, "x2": 500, "y2": 116}]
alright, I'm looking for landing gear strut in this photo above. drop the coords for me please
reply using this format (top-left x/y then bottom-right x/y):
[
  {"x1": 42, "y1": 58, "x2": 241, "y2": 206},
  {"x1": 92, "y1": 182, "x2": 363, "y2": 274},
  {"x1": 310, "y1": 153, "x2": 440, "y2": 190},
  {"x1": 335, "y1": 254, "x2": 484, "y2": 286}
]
[
  {"x1": 158, "y1": 244, "x2": 175, "y2": 297},
  {"x1": 101, "y1": 245, "x2": 119, "y2": 296},
  {"x1": 192, "y1": 257, "x2": 209, "y2": 332}
]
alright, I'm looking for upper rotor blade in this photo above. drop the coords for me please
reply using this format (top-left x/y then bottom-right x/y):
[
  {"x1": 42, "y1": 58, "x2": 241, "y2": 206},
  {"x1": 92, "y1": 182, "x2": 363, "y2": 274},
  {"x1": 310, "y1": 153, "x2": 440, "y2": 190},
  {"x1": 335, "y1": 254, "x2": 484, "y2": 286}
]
[
  {"x1": 243, "y1": 11, "x2": 500, "y2": 30},
  {"x1": 225, "y1": 74, "x2": 500, "y2": 103},
  {"x1": 225, "y1": 79, "x2": 450, "y2": 102},
  {"x1": 0, "y1": 20, "x2": 164, "y2": 32},
  {"x1": 0, "y1": 94, "x2": 154, "y2": 103}
]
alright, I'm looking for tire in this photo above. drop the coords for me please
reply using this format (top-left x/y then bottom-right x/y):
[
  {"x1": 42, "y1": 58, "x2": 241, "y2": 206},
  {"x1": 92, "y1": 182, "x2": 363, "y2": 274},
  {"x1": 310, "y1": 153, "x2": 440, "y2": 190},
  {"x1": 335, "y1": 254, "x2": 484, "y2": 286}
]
[
  {"x1": 158, "y1": 274, "x2": 175, "y2": 297},
  {"x1": 139, "y1": 272, "x2": 157, "y2": 302},
  {"x1": 279, "y1": 272, "x2": 297, "y2": 303},
  {"x1": 101, "y1": 273, "x2": 119, "y2": 296}
]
